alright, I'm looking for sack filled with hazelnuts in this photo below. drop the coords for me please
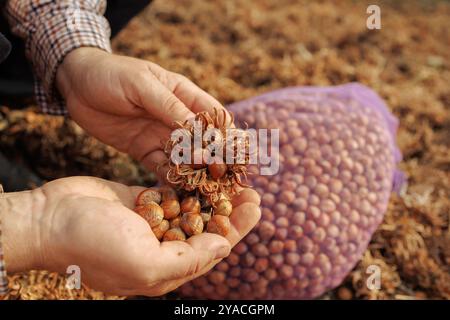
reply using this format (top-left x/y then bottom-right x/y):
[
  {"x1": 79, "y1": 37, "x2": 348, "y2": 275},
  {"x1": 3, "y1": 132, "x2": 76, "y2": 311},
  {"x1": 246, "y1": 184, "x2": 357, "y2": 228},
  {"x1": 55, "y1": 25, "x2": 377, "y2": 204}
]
[{"x1": 177, "y1": 83, "x2": 405, "y2": 299}]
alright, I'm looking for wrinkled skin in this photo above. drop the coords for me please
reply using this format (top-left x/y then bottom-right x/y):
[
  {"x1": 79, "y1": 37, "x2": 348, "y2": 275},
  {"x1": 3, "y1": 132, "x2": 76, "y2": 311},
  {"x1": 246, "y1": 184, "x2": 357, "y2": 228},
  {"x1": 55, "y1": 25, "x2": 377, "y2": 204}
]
[{"x1": 2, "y1": 177, "x2": 261, "y2": 296}]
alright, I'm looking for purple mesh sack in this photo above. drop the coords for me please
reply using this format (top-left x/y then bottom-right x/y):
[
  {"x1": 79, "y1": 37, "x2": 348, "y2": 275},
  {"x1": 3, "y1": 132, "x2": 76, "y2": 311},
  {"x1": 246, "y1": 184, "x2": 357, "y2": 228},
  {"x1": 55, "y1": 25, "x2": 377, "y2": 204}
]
[{"x1": 178, "y1": 83, "x2": 404, "y2": 299}]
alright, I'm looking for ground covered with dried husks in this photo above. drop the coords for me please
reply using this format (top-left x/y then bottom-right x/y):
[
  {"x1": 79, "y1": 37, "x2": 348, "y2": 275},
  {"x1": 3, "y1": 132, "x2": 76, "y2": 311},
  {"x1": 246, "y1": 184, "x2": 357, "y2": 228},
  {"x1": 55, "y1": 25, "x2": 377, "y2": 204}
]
[{"x1": 1, "y1": 0, "x2": 448, "y2": 300}]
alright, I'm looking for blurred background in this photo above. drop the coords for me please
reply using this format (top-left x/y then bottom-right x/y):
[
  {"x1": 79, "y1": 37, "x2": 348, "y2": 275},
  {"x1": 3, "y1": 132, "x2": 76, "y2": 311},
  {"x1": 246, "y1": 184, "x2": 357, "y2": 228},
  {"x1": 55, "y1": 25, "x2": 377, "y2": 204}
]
[{"x1": 0, "y1": 0, "x2": 448, "y2": 299}]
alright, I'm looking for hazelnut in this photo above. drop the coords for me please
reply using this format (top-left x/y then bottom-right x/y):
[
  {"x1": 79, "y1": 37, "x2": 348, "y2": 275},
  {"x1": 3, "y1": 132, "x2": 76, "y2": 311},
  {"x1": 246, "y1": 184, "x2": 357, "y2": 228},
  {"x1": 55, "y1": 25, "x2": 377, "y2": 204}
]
[
  {"x1": 279, "y1": 190, "x2": 295, "y2": 204},
  {"x1": 233, "y1": 242, "x2": 248, "y2": 255},
  {"x1": 207, "y1": 215, "x2": 231, "y2": 236},
  {"x1": 284, "y1": 239, "x2": 297, "y2": 252},
  {"x1": 269, "y1": 254, "x2": 284, "y2": 268},
  {"x1": 229, "y1": 266, "x2": 241, "y2": 277},
  {"x1": 254, "y1": 258, "x2": 269, "y2": 272},
  {"x1": 242, "y1": 269, "x2": 259, "y2": 283},
  {"x1": 264, "y1": 268, "x2": 278, "y2": 281},
  {"x1": 227, "y1": 252, "x2": 240, "y2": 266},
  {"x1": 214, "y1": 199, "x2": 232, "y2": 217},
  {"x1": 152, "y1": 219, "x2": 170, "y2": 241},
  {"x1": 269, "y1": 240, "x2": 284, "y2": 254},
  {"x1": 258, "y1": 221, "x2": 276, "y2": 240},
  {"x1": 160, "y1": 199, "x2": 181, "y2": 219},
  {"x1": 245, "y1": 233, "x2": 260, "y2": 245},
  {"x1": 208, "y1": 271, "x2": 226, "y2": 285},
  {"x1": 208, "y1": 162, "x2": 228, "y2": 180},
  {"x1": 242, "y1": 252, "x2": 256, "y2": 267},
  {"x1": 180, "y1": 196, "x2": 201, "y2": 214},
  {"x1": 170, "y1": 216, "x2": 181, "y2": 228},
  {"x1": 135, "y1": 202, "x2": 164, "y2": 228},
  {"x1": 216, "y1": 261, "x2": 229, "y2": 272},
  {"x1": 180, "y1": 212, "x2": 204, "y2": 236},
  {"x1": 163, "y1": 227, "x2": 186, "y2": 241},
  {"x1": 227, "y1": 278, "x2": 241, "y2": 288},
  {"x1": 136, "y1": 188, "x2": 161, "y2": 206},
  {"x1": 251, "y1": 243, "x2": 269, "y2": 257}
]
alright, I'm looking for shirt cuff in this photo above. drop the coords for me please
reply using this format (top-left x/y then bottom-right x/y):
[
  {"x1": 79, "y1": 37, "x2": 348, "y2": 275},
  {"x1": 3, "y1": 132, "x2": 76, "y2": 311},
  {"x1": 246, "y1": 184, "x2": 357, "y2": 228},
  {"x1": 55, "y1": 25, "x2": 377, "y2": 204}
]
[{"x1": 30, "y1": 9, "x2": 112, "y2": 115}]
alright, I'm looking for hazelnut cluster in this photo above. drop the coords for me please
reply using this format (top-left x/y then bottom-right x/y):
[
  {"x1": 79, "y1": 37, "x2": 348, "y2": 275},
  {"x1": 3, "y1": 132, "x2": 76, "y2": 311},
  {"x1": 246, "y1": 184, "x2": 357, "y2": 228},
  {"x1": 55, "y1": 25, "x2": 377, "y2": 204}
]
[
  {"x1": 178, "y1": 90, "x2": 398, "y2": 299},
  {"x1": 164, "y1": 110, "x2": 251, "y2": 205},
  {"x1": 134, "y1": 186, "x2": 233, "y2": 240}
]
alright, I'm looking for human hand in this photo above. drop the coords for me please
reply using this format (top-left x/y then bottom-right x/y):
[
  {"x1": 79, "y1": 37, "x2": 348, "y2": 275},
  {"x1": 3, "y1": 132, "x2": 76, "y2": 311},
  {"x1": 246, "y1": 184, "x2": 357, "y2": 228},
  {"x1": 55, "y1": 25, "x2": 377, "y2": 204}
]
[
  {"x1": 1, "y1": 176, "x2": 260, "y2": 296},
  {"x1": 56, "y1": 48, "x2": 229, "y2": 179}
]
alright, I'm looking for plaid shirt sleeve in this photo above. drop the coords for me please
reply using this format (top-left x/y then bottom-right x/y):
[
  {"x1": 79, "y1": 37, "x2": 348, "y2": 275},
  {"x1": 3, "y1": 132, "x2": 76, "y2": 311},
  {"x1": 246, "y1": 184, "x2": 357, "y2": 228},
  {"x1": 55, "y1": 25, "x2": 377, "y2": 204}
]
[
  {"x1": 0, "y1": 185, "x2": 7, "y2": 296},
  {"x1": 4, "y1": 0, "x2": 112, "y2": 115}
]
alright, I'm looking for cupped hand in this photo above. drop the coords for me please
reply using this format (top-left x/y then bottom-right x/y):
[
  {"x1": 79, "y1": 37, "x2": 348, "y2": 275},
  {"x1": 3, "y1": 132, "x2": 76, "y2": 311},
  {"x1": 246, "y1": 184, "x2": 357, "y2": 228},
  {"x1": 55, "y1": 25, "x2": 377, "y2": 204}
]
[
  {"x1": 13, "y1": 177, "x2": 260, "y2": 296},
  {"x1": 56, "y1": 48, "x2": 229, "y2": 179}
]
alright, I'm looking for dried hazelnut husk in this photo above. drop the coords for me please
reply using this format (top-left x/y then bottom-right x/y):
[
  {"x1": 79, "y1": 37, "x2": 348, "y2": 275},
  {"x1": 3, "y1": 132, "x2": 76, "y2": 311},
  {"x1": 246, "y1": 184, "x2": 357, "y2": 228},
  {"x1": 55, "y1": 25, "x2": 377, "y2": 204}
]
[
  {"x1": 207, "y1": 215, "x2": 231, "y2": 236},
  {"x1": 164, "y1": 110, "x2": 251, "y2": 206},
  {"x1": 214, "y1": 199, "x2": 232, "y2": 217},
  {"x1": 134, "y1": 202, "x2": 164, "y2": 228},
  {"x1": 180, "y1": 212, "x2": 204, "y2": 236},
  {"x1": 136, "y1": 188, "x2": 161, "y2": 206},
  {"x1": 163, "y1": 227, "x2": 186, "y2": 241},
  {"x1": 180, "y1": 196, "x2": 201, "y2": 214},
  {"x1": 160, "y1": 199, "x2": 181, "y2": 219},
  {"x1": 152, "y1": 219, "x2": 170, "y2": 241}
]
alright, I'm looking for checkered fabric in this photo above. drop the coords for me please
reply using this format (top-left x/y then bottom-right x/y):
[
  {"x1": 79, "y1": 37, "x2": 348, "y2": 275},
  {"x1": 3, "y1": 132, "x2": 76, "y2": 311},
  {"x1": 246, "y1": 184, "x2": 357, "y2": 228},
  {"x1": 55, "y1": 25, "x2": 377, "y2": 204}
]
[
  {"x1": 4, "y1": 0, "x2": 112, "y2": 115},
  {"x1": 0, "y1": 185, "x2": 7, "y2": 296}
]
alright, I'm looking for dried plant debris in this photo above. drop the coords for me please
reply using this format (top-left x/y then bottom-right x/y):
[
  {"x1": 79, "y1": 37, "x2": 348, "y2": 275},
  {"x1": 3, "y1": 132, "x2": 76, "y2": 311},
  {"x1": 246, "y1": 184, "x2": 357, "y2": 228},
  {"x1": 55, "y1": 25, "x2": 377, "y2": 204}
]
[
  {"x1": 1, "y1": 0, "x2": 449, "y2": 299},
  {"x1": 2, "y1": 271, "x2": 124, "y2": 300}
]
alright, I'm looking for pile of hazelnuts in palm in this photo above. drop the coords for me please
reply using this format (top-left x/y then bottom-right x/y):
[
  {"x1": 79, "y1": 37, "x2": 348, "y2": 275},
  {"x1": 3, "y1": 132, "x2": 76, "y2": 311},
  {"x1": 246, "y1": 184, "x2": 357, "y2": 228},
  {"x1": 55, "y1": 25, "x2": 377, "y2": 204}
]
[
  {"x1": 134, "y1": 185, "x2": 232, "y2": 241},
  {"x1": 133, "y1": 110, "x2": 250, "y2": 241}
]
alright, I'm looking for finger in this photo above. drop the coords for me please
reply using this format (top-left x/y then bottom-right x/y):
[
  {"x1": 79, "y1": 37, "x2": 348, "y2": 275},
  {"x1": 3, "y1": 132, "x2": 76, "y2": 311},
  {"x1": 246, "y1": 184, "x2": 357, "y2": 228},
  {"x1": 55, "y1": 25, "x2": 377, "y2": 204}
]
[
  {"x1": 156, "y1": 232, "x2": 230, "y2": 280},
  {"x1": 231, "y1": 188, "x2": 261, "y2": 207},
  {"x1": 137, "y1": 71, "x2": 195, "y2": 127},
  {"x1": 149, "y1": 257, "x2": 223, "y2": 295},
  {"x1": 227, "y1": 202, "x2": 261, "y2": 247},
  {"x1": 140, "y1": 149, "x2": 170, "y2": 183},
  {"x1": 171, "y1": 74, "x2": 233, "y2": 125},
  {"x1": 126, "y1": 119, "x2": 172, "y2": 160}
]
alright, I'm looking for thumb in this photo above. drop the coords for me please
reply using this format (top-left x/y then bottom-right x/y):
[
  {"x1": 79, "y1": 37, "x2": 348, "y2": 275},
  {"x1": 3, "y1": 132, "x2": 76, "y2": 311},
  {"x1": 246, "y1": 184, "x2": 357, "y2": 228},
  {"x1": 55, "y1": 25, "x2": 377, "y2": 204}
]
[
  {"x1": 156, "y1": 233, "x2": 231, "y2": 279},
  {"x1": 137, "y1": 73, "x2": 195, "y2": 127}
]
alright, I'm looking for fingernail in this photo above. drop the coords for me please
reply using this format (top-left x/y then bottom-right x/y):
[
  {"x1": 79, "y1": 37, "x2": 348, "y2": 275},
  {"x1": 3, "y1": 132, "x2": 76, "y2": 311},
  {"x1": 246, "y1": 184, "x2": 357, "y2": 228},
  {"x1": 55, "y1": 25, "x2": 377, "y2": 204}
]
[{"x1": 214, "y1": 245, "x2": 230, "y2": 260}]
